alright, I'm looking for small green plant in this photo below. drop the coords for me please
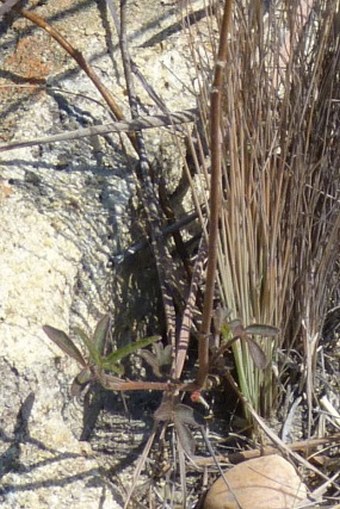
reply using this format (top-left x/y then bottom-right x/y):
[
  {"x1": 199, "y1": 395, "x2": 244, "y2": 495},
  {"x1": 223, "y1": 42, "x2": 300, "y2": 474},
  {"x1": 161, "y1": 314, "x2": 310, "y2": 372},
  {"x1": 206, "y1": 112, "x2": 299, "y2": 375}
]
[
  {"x1": 43, "y1": 315, "x2": 160, "y2": 396},
  {"x1": 2, "y1": 0, "x2": 337, "y2": 503},
  {"x1": 217, "y1": 319, "x2": 280, "y2": 370},
  {"x1": 139, "y1": 341, "x2": 173, "y2": 378}
]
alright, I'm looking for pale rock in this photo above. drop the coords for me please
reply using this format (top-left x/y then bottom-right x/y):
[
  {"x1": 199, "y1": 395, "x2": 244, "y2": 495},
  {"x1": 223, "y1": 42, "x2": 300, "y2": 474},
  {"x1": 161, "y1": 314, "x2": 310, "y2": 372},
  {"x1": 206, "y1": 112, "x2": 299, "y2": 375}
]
[
  {"x1": 204, "y1": 454, "x2": 308, "y2": 509},
  {"x1": 0, "y1": 0, "x2": 203, "y2": 506}
]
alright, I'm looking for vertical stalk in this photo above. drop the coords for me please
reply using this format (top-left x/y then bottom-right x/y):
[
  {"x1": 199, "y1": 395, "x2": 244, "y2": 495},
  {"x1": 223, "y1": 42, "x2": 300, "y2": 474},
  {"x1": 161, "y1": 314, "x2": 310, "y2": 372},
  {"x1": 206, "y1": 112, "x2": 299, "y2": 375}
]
[
  {"x1": 196, "y1": 0, "x2": 233, "y2": 388},
  {"x1": 118, "y1": 0, "x2": 176, "y2": 355}
]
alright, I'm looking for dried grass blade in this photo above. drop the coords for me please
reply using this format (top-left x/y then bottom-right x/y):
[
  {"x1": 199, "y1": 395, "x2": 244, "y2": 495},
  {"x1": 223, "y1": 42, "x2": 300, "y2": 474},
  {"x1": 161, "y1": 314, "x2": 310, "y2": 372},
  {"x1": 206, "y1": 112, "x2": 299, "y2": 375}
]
[
  {"x1": 124, "y1": 425, "x2": 157, "y2": 508},
  {"x1": 0, "y1": 110, "x2": 196, "y2": 153}
]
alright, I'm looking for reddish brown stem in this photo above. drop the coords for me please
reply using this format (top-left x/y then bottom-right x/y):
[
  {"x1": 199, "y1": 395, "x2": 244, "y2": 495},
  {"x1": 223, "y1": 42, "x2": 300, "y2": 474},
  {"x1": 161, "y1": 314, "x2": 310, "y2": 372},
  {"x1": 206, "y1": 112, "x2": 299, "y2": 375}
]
[
  {"x1": 18, "y1": 8, "x2": 125, "y2": 121},
  {"x1": 100, "y1": 373, "x2": 197, "y2": 393},
  {"x1": 196, "y1": 0, "x2": 233, "y2": 388}
]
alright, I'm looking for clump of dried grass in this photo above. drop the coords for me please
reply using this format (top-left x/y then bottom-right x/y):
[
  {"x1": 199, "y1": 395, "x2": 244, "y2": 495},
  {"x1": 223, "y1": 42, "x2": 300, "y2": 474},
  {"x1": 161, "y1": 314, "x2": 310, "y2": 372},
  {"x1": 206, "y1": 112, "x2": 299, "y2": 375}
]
[
  {"x1": 186, "y1": 0, "x2": 339, "y2": 422},
  {"x1": 2, "y1": 0, "x2": 338, "y2": 503}
]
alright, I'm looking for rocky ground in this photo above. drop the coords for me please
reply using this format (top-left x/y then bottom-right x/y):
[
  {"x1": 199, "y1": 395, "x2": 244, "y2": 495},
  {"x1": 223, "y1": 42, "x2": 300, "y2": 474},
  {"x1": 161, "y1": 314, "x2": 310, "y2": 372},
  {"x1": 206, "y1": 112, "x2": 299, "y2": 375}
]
[
  {"x1": 1, "y1": 1, "x2": 339, "y2": 508},
  {"x1": 0, "y1": 0, "x2": 206, "y2": 506}
]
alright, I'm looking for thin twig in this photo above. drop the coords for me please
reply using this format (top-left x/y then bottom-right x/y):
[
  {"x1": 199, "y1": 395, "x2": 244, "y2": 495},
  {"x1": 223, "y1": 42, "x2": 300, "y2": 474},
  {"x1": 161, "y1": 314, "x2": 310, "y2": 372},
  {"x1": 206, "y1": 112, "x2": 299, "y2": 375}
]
[
  {"x1": 18, "y1": 7, "x2": 125, "y2": 121},
  {"x1": 194, "y1": 431, "x2": 340, "y2": 466},
  {"x1": 0, "y1": 109, "x2": 196, "y2": 152},
  {"x1": 123, "y1": 425, "x2": 158, "y2": 508},
  {"x1": 199, "y1": 426, "x2": 243, "y2": 509},
  {"x1": 114, "y1": 208, "x2": 201, "y2": 264}
]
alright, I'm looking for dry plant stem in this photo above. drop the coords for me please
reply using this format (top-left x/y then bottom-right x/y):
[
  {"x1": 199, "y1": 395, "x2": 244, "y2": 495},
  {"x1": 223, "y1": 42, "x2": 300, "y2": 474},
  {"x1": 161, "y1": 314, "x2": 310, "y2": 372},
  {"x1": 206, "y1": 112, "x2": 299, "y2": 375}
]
[
  {"x1": 100, "y1": 374, "x2": 199, "y2": 393},
  {"x1": 124, "y1": 425, "x2": 157, "y2": 509},
  {"x1": 225, "y1": 371, "x2": 340, "y2": 488},
  {"x1": 0, "y1": 109, "x2": 196, "y2": 152},
  {"x1": 196, "y1": 0, "x2": 233, "y2": 388},
  {"x1": 107, "y1": 0, "x2": 192, "y2": 284},
  {"x1": 100, "y1": 375, "x2": 176, "y2": 392},
  {"x1": 118, "y1": 0, "x2": 176, "y2": 353},
  {"x1": 18, "y1": 8, "x2": 125, "y2": 122},
  {"x1": 175, "y1": 238, "x2": 207, "y2": 379},
  {"x1": 194, "y1": 432, "x2": 340, "y2": 467},
  {"x1": 106, "y1": 0, "x2": 173, "y2": 119}
]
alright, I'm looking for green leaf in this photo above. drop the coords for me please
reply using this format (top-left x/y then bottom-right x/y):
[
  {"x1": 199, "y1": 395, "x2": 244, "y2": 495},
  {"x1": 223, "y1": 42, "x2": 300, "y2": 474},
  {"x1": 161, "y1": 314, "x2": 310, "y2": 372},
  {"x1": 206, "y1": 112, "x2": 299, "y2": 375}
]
[
  {"x1": 213, "y1": 306, "x2": 231, "y2": 333},
  {"x1": 74, "y1": 327, "x2": 101, "y2": 365},
  {"x1": 228, "y1": 319, "x2": 244, "y2": 336},
  {"x1": 100, "y1": 361, "x2": 125, "y2": 375},
  {"x1": 220, "y1": 322, "x2": 233, "y2": 341},
  {"x1": 246, "y1": 337, "x2": 268, "y2": 369},
  {"x1": 140, "y1": 342, "x2": 172, "y2": 377},
  {"x1": 93, "y1": 314, "x2": 111, "y2": 355},
  {"x1": 43, "y1": 325, "x2": 87, "y2": 367},
  {"x1": 101, "y1": 335, "x2": 161, "y2": 370},
  {"x1": 139, "y1": 349, "x2": 162, "y2": 377},
  {"x1": 245, "y1": 324, "x2": 280, "y2": 337}
]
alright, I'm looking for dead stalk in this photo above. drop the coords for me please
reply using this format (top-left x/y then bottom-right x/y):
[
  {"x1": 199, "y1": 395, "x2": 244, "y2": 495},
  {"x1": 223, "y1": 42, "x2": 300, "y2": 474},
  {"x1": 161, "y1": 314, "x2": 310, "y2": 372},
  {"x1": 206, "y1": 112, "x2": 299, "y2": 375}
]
[
  {"x1": 18, "y1": 8, "x2": 125, "y2": 121},
  {"x1": 118, "y1": 0, "x2": 177, "y2": 356},
  {"x1": 196, "y1": 0, "x2": 233, "y2": 388}
]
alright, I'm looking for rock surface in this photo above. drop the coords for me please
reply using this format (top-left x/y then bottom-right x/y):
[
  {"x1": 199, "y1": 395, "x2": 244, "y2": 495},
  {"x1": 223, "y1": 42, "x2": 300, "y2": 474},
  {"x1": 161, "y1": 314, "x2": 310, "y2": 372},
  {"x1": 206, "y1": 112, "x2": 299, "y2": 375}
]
[{"x1": 0, "y1": 0, "x2": 204, "y2": 506}]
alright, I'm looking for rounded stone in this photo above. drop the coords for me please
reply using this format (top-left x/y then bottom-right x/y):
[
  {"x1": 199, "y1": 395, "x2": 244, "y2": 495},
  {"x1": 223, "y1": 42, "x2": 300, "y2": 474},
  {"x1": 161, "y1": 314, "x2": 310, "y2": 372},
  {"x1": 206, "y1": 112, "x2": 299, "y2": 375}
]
[{"x1": 204, "y1": 454, "x2": 308, "y2": 509}]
